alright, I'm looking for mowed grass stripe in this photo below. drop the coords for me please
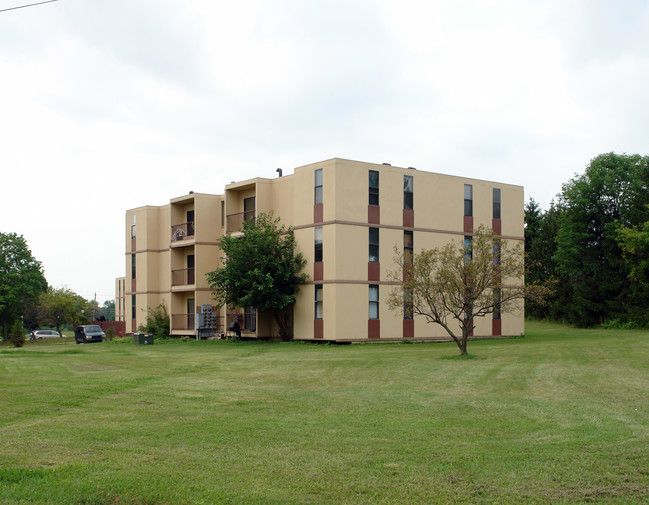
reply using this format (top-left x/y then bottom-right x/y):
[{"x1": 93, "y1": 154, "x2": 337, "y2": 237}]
[{"x1": 1, "y1": 321, "x2": 648, "y2": 504}]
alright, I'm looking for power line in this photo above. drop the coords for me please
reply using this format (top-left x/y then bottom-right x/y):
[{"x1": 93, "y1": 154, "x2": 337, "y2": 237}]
[{"x1": 0, "y1": 0, "x2": 58, "y2": 13}]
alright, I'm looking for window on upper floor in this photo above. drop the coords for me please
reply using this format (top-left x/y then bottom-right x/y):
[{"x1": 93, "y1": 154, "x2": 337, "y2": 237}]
[
  {"x1": 464, "y1": 236, "x2": 472, "y2": 264},
  {"x1": 314, "y1": 226, "x2": 323, "y2": 262},
  {"x1": 404, "y1": 231, "x2": 413, "y2": 265},
  {"x1": 131, "y1": 254, "x2": 136, "y2": 279},
  {"x1": 314, "y1": 168, "x2": 323, "y2": 205},
  {"x1": 493, "y1": 188, "x2": 501, "y2": 220},
  {"x1": 404, "y1": 175, "x2": 413, "y2": 210},
  {"x1": 369, "y1": 170, "x2": 379, "y2": 206},
  {"x1": 369, "y1": 227, "x2": 379, "y2": 262},
  {"x1": 464, "y1": 184, "x2": 473, "y2": 217}
]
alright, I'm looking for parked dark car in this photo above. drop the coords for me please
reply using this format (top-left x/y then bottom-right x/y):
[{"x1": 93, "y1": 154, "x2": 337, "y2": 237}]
[
  {"x1": 75, "y1": 325, "x2": 105, "y2": 344},
  {"x1": 32, "y1": 329, "x2": 63, "y2": 339}
]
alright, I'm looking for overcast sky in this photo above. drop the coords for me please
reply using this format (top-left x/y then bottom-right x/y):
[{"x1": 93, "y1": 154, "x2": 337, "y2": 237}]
[{"x1": 1, "y1": 0, "x2": 648, "y2": 304}]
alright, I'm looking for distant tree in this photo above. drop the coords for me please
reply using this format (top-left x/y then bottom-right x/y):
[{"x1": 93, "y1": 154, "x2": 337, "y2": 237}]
[
  {"x1": 39, "y1": 286, "x2": 92, "y2": 337},
  {"x1": 554, "y1": 153, "x2": 649, "y2": 326},
  {"x1": 138, "y1": 303, "x2": 170, "y2": 339},
  {"x1": 0, "y1": 232, "x2": 47, "y2": 341},
  {"x1": 524, "y1": 199, "x2": 562, "y2": 319},
  {"x1": 616, "y1": 214, "x2": 649, "y2": 325},
  {"x1": 9, "y1": 318, "x2": 26, "y2": 348},
  {"x1": 207, "y1": 212, "x2": 308, "y2": 340},
  {"x1": 387, "y1": 226, "x2": 547, "y2": 356},
  {"x1": 99, "y1": 300, "x2": 116, "y2": 321}
]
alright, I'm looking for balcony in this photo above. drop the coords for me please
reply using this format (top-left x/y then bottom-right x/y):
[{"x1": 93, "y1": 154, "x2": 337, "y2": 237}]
[
  {"x1": 226, "y1": 211, "x2": 254, "y2": 233},
  {"x1": 172, "y1": 313, "x2": 195, "y2": 331},
  {"x1": 172, "y1": 268, "x2": 195, "y2": 286},
  {"x1": 171, "y1": 222, "x2": 195, "y2": 242}
]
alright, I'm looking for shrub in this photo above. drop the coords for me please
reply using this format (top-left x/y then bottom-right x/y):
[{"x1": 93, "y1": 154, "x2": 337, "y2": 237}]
[
  {"x1": 138, "y1": 303, "x2": 171, "y2": 339},
  {"x1": 9, "y1": 319, "x2": 26, "y2": 348},
  {"x1": 105, "y1": 327, "x2": 115, "y2": 341}
]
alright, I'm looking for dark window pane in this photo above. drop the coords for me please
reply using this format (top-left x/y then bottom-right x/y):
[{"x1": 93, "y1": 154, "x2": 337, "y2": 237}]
[
  {"x1": 464, "y1": 200, "x2": 473, "y2": 216},
  {"x1": 315, "y1": 186, "x2": 323, "y2": 205},
  {"x1": 404, "y1": 191, "x2": 413, "y2": 210}
]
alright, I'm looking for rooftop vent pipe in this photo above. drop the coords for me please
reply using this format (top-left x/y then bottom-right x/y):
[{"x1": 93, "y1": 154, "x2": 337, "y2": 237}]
[{"x1": 276, "y1": 168, "x2": 283, "y2": 177}]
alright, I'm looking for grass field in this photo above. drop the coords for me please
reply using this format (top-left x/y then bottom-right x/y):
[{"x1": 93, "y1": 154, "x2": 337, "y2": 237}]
[{"x1": 1, "y1": 320, "x2": 648, "y2": 504}]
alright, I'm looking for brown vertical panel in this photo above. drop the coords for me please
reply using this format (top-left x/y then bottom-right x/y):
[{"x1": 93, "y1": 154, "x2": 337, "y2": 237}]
[
  {"x1": 403, "y1": 209, "x2": 414, "y2": 228},
  {"x1": 131, "y1": 237, "x2": 136, "y2": 251},
  {"x1": 492, "y1": 218, "x2": 501, "y2": 236},
  {"x1": 403, "y1": 319, "x2": 414, "y2": 339},
  {"x1": 368, "y1": 262, "x2": 380, "y2": 281},
  {"x1": 131, "y1": 278, "x2": 136, "y2": 292},
  {"x1": 464, "y1": 215, "x2": 473, "y2": 233},
  {"x1": 314, "y1": 319, "x2": 324, "y2": 339},
  {"x1": 368, "y1": 205, "x2": 380, "y2": 224},
  {"x1": 131, "y1": 320, "x2": 137, "y2": 334},
  {"x1": 368, "y1": 319, "x2": 380, "y2": 339},
  {"x1": 314, "y1": 262, "x2": 323, "y2": 281},
  {"x1": 492, "y1": 319, "x2": 502, "y2": 336},
  {"x1": 314, "y1": 203, "x2": 323, "y2": 223}
]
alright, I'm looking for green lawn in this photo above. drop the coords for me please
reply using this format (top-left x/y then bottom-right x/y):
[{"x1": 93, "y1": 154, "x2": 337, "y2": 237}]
[{"x1": 1, "y1": 321, "x2": 648, "y2": 504}]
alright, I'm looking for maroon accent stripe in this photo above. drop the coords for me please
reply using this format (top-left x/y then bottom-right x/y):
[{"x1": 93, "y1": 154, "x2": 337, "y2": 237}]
[
  {"x1": 403, "y1": 319, "x2": 414, "y2": 339},
  {"x1": 314, "y1": 204, "x2": 323, "y2": 223},
  {"x1": 403, "y1": 209, "x2": 414, "y2": 228},
  {"x1": 368, "y1": 319, "x2": 380, "y2": 339},
  {"x1": 368, "y1": 205, "x2": 380, "y2": 224},
  {"x1": 314, "y1": 262, "x2": 323, "y2": 281},
  {"x1": 368, "y1": 262, "x2": 380, "y2": 281},
  {"x1": 492, "y1": 319, "x2": 502, "y2": 336},
  {"x1": 492, "y1": 218, "x2": 502, "y2": 235},
  {"x1": 464, "y1": 215, "x2": 473, "y2": 233},
  {"x1": 314, "y1": 319, "x2": 324, "y2": 339}
]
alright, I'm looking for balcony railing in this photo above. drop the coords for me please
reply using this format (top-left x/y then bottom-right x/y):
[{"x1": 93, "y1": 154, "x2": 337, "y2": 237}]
[
  {"x1": 172, "y1": 313, "x2": 195, "y2": 331},
  {"x1": 172, "y1": 268, "x2": 195, "y2": 286},
  {"x1": 171, "y1": 222, "x2": 195, "y2": 242},
  {"x1": 226, "y1": 211, "x2": 255, "y2": 232}
]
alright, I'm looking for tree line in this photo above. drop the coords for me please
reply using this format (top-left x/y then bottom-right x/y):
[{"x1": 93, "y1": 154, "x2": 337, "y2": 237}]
[
  {"x1": 525, "y1": 152, "x2": 649, "y2": 327},
  {"x1": 1, "y1": 232, "x2": 114, "y2": 343}
]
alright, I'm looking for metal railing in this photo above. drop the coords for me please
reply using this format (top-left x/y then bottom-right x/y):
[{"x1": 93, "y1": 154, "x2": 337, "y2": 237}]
[
  {"x1": 172, "y1": 313, "x2": 195, "y2": 331},
  {"x1": 171, "y1": 268, "x2": 195, "y2": 286},
  {"x1": 226, "y1": 211, "x2": 254, "y2": 232},
  {"x1": 171, "y1": 222, "x2": 195, "y2": 242}
]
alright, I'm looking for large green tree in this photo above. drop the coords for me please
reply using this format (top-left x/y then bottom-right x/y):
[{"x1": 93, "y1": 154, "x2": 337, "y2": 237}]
[
  {"x1": 0, "y1": 232, "x2": 47, "y2": 340},
  {"x1": 554, "y1": 153, "x2": 649, "y2": 326},
  {"x1": 387, "y1": 226, "x2": 545, "y2": 356},
  {"x1": 207, "y1": 212, "x2": 308, "y2": 340},
  {"x1": 38, "y1": 286, "x2": 92, "y2": 337},
  {"x1": 524, "y1": 199, "x2": 562, "y2": 319}
]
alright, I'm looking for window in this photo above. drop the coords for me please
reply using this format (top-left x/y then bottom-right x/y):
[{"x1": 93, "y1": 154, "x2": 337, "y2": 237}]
[
  {"x1": 369, "y1": 170, "x2": 379, "y2": 206},
  {"x1": 314, "y1": 168, "x2": 323, "y2": 205},
  {"x1": 315, "y1": 284, "x2": 323, "y2": 319},
  {"x1": 369, "y1": 285, "x2": 379, "y2": 319},
  {"x1": 369, "y1": 227, "x2": 379, "y2": 262},
  {"x1": 131, "y1": 254, "x2": 136, "y2": 279},
  {"x1": 493, "y1": 188, "x2": 501, "y2": 219},
  {"x1": 187, "y1": 210, "x2": 195, "y2": 236},
  {"x1": 404, "y1": 231, "x2": 413, "y2": 265},
  {"x1": 314, "y1": 226, "x2": 323, "y2": 262},
  {"x1": 244, "y1": 197, "x2": 255, "y2": 223},
  {"x1": 404, "y1": 175, "x2": 413, "y2": 210},
  {"x1": 244, "y1": 307, "x2": 256, "y2": 331},
  {"x1": 404, "y1": 288, "x2": 413, "y2": 320},
  {"x1": 493, "y1": 239, "x2": 501, "y2": 266},
  {"x1": 493, "y1": 288, "x2": 501, "y2": 320},
  {"x1": 464, "y1": 184, "x2": 473, "y2": 216},
  {"x1": 221, "y1": 200, "x2": 225, "y2": 227},
  {"x1": 131, "y1": 215, "x2": 136, "y2": 239},
  {"x1": 464, "y1": 236, "x2": 472, "y2": 263},
  {"x1": 131, "y1": 295, "x2": 136, "y2": 319}
]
